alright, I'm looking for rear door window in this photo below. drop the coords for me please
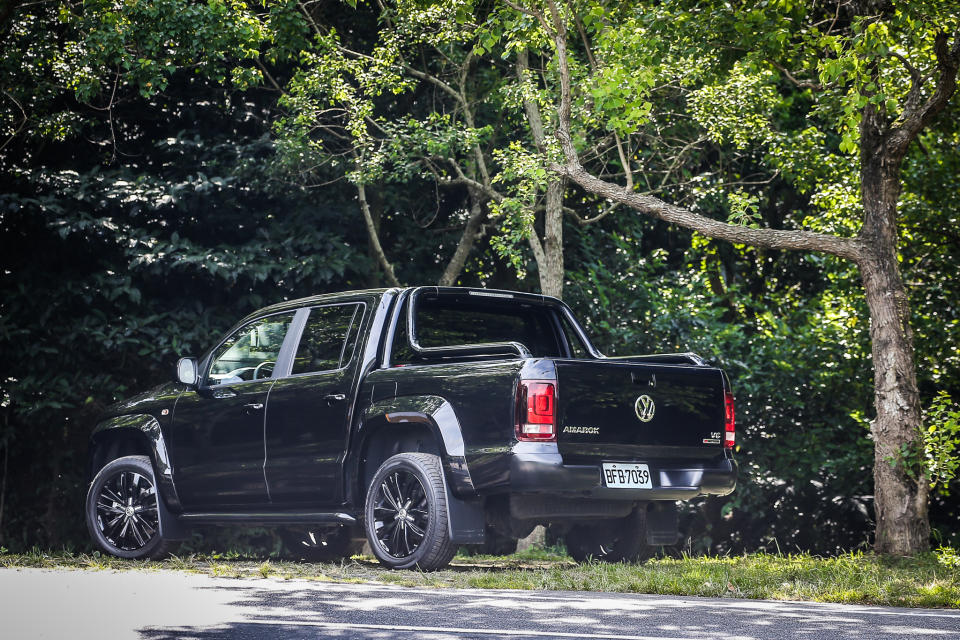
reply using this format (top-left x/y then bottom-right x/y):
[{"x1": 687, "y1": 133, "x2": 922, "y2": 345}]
[{"x1": 291, "y1": 304, "x2": 363, "y2": 375}]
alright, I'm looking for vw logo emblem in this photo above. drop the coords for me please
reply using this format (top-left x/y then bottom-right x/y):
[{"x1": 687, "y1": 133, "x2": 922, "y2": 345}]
[{"x1": 635, "y1": 395, "x2": 655, "y2": 422}]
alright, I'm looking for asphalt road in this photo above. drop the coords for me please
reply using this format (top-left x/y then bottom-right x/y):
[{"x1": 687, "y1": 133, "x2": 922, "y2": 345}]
[{"x1": 2, "y1": 567, "x2": 959, "y2": 639}]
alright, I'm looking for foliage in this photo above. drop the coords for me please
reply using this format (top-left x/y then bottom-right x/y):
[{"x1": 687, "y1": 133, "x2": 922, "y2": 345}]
[
  {"x1": 0, "y1": 69, "x2": 373, "y2": 547},
  {"x1": 924, "y1": 392, "x2": 960, "y2": 495},
  {"x1": 938, "y1": 545, "x2": 960, "y2": 569},
  {"x1": 1, "y1": 0, "x2": 960, "y2": 557}
]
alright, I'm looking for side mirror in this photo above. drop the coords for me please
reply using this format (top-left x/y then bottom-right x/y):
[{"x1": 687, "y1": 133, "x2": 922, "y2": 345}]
[{"x1": 176, "y1": 357, "x2": 198, "y2": 386}]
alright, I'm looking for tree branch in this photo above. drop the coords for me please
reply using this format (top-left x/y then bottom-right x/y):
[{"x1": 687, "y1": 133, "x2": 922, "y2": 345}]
[
  {"x1": 297, "y1": 0, "x2": 323, "y2": 37},
  {"x1": 576, "y1": 201, "x2": 618, "y2": 225},
  {"x1": 552, "y1": 162, "x2": 863, "y2": 261},
  {"x1": 503, "y1": 0, "x2": 551, "y2": 33},
  {"x1": 888, "y1": 31, "x2": 960, "y2": 159},
  {"x1": 395, "y1": 55, "x2": 465, "y2": 105},
  {"x1": 765, "y1": 57, "x2": 823, "y2": 91},
  {"x1": 444, "y1": 158, "x2": 504, "y2": 203},
  {"x1": 527, "y1": 225, "x2": 547, "y2": 267},
  {"x1": 455, "y1": 70, "x2": 492, "y2": 187},
  {"x1": 516, "y1": 49, "x2": 547, "y2": 151},
  {"x1": 543, "y1": 0, "x2": 862, "y2": 263},
  {"x1": 614, "y1": 132, "x2": 634, "y2": 191},
  {"x1": 255, "y1": 59, "x2": 286, "y2": 94},
  {"x1": 356, "y1": 178, "x2": 401, "y2": 287},
  {"x1": 0, "y1": 89, "x2": 28, "y2": 153}
]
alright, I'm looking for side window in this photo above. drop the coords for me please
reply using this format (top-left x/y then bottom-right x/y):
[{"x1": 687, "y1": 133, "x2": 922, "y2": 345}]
[
  {"x1": 206, "y1": 312, "x2": 295, "y2": 386},
  {"x1": 291, "y1": 304, "x2": 362, "y2": 375},
  {"x1": 390, "y1": 300, "x2": 415, "y2": 365},
  {"x1": 559, "y1": 314, "x2": 589, "y2": 358}
]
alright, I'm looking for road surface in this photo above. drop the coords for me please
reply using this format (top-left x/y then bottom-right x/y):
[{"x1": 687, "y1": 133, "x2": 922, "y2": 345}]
[{"x1": 1, "y1": 567, "x2": 958, "y2": 639}]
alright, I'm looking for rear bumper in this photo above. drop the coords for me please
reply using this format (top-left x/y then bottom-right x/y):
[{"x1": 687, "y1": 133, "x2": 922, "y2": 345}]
[{"x1": 508, "y1": 442, "x2": 737, "y2": 500}]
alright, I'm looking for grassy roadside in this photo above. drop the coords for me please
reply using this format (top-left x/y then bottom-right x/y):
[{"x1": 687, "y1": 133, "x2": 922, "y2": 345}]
[{"x1": 2, "y1": 546, "x2": 959, "y2": 608}]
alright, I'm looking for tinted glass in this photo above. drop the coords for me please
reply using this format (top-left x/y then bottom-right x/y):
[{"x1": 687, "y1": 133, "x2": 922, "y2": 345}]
[
  {"x1": 207, "y1": 312, "x2": 295, "y2": 386},
  {"x1": 560, "y1": 315, "x2": 589, "y2": 358},
  {"x1": 291, "y1": 304, "x2": 362, "y2": 375},
  {"x1": 391, "y1": 298, "x2": 563, "y2": 363}
]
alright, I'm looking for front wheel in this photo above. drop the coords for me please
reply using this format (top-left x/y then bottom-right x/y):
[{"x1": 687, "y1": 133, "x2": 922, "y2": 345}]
[
  {"x1": 364, "y1": 453, "x2": 456, "y2": 570},
  {"x1": 565, "y1": 506, "x2": 654, "y2": 564},
  {"x1": 85, "y1": 455, "x2": 170, "y2": 559}
]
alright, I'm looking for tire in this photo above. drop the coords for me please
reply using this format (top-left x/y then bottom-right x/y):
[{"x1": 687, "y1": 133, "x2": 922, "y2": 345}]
[
  {"x1": 85, "y1": 455, "x2": 170, "y2": 559},
  {"x1": 565, "y1": 505, "x2": 655, "y2": 564},
  {"x1": 279, "y1": 525, "x2": 364, "y2": 562},
  {"x1": 363, "y1": 452, "x2": 457, "y2": 570}
]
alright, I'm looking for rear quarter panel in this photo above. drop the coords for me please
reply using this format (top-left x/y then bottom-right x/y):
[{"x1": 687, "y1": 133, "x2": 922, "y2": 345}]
[{"x1": 358, "y1": 359, "x2": 526, "y2": 493}]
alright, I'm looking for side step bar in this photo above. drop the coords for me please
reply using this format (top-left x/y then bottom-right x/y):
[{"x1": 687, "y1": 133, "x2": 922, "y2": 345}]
[{"x1": 178, "y1": 511, "x2": 357, "y2": 526}]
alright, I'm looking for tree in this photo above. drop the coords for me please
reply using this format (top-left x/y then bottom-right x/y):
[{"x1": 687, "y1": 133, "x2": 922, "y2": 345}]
[
  {"x1": 273, "y1": 1, "x2": 636, "y2": 298},
  {"x1": 504, "y1": 0, "x2": 959, "y2": 554}
]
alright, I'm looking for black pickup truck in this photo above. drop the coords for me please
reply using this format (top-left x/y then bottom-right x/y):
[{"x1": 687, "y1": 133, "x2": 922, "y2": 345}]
[{"x1": 85, "y1": 286, "x2": 737, "y2": 570}]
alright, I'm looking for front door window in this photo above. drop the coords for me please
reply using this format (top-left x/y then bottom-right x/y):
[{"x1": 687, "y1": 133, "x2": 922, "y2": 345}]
[{"x1": 206, "y1": 313, "x2": 295, "y2": 386}]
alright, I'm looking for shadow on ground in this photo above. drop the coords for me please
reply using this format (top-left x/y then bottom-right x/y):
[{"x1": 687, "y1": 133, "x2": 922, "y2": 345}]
[{"x1": 137, "y1": 579, "x2": 960, "y2": 640}]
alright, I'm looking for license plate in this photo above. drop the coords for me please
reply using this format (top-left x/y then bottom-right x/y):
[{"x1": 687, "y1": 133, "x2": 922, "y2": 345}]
[{"x1": 602, "y1": 463, "x2": 652, "y2": 489}]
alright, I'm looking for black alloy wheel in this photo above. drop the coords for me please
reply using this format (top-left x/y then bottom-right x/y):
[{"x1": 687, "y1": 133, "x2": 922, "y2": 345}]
[
  {"x1": 364, "y1": 453, "x2": 456, "y2": 570},
  {"x1": 85, "y1": 455, "x2": 169, "y2": 559},
  {"x1": 373, "y1": 469, "x2": 429, "y2": 558}
]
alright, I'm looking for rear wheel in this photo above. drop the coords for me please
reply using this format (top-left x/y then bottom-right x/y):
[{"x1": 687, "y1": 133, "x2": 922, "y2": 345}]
[
  {"x1": 279, "y1": 525, "x2": 363, "y2": 562},
  {"x1": 565, "y1": 506, "x2": 654, "y2": 564},
  {"x1": 364, "y1": 453, "x2": 456, "y2": 570},
  {"x1": 85, "y1": 455, "x2": 170, "y2": 559}
]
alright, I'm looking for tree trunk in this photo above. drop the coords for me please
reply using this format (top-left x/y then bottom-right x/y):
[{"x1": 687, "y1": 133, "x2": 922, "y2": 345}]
[
  {"x1": 859, "y1": 144, "x2": 928, "y2": 555},
  {"x1": 538, "y1": 178, "x2": 565, "y2": 299},
  {"x1": 439, "y1": 189, "x2": 486, "y2": 286},
  {"x1": 517, "y1": 50, "x2": 565, "y2": 299}
]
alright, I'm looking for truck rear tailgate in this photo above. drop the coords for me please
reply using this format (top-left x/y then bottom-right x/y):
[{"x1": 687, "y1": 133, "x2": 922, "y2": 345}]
[{"x1": 554, "y1": 359, "x2": 726, "y2": 463}]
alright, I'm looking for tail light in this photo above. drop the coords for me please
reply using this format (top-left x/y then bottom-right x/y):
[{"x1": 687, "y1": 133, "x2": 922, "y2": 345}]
[
  {"x1": 724, "y1": 390, "x2": 736, "y2": 449},
  {"x1": 516, "y1": 380, "x2": 556, "y2": 441}
]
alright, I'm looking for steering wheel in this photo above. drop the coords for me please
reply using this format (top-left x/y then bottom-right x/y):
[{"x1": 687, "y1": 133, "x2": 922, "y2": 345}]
[{"x1": 253, "y1": 360, "x2": 275, "y2": 380}]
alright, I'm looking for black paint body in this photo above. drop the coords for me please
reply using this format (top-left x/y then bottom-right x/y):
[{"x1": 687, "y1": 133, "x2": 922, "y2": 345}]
[{"x1": 89, "y1": 287, "x2": 737, "y2": 541}]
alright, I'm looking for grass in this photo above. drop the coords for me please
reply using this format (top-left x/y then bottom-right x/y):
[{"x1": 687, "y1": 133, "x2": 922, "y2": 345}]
[{"x1": 2, "y1": 546, "x2": 959, "y2": 608}]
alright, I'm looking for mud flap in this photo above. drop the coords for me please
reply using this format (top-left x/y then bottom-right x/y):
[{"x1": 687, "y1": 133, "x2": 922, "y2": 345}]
[
  {"x1": 157, "y1": 497, "x2": 190, "y2": 541},
  {"x1": 645, "y1": 501, "x2": 679, "y2": 546},
  {"x1": 442, "y1": 472, "x2": 485, "y2": 544}
]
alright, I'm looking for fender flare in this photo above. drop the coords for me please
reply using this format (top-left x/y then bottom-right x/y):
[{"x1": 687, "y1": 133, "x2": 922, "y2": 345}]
[
  {"x1": 358, "y1": 395, "x2": 485, "y2": 545},
  {"x1": 90, "y1": 414, "x2": 189, "y2": 540}
]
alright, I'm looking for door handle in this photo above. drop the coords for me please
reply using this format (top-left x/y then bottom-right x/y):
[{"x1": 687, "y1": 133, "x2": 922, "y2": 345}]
[
  {"x1": 324, "y1": 393, "x2": 347, "y2": 405},
  {"x1": 242, "y1": 402, "x2": 264, "y2": 414}
]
